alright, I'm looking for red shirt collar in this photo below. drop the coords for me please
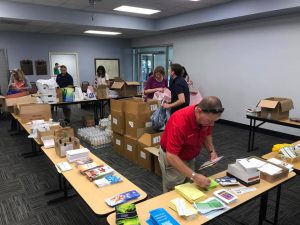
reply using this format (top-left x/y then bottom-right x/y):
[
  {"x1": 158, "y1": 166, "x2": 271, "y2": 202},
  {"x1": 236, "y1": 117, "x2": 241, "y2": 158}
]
[{"x1": 186, "y1": 105, "x2": 201, "y2": 131}]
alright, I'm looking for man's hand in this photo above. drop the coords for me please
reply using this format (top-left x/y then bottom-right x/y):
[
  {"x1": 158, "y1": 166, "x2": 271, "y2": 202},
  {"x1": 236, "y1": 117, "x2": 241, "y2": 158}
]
[
  {"x1": 194, "y1": 174, "x2": 211, "y2": 189},
  {"x1": 210, "y1": 151, "x2": 218, "y2": 161}
]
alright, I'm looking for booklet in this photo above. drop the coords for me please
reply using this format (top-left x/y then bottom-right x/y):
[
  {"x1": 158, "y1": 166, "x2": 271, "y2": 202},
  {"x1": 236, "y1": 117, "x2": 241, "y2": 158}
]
[
  {"x1": 105, "y1": 190, "x2": 140, "y2": 207},
  {"x1": 193, "y1": 197, "x2": 225, "y2": 214},
  {"x1": 115, "y1": 203, "x2": 141, "y2": 225},
  {"x1": 198, "y1": 156, "x2": 223, "y2": 170}
]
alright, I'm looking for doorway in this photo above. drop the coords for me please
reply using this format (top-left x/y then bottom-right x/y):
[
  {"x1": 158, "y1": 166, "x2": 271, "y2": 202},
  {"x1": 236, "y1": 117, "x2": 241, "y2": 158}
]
[{"x1": 133, "y1": 46, "x2": 173, "y2": 89}]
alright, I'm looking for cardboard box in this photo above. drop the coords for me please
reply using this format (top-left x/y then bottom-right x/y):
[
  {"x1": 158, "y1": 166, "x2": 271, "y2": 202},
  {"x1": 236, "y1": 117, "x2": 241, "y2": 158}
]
[
  {"x1": 82, "y1": 115, "x2": 95, "y2": 127},
  {"x1": 258, "y1": 97, "x2": 294, "y2": 120},
  {"x1": 96, "y1": 85, "x2": 109, "y2": 99},
  {"x1": 154, "y1": 157, "x2": 162, "y2": 176},
  {"x1": 137, "y1": 130, "x2": 162, "y2": 171},
  {"x1": 125, "y1": 113, "x2": 152, "y2": 138},
  {"x1": 55, "y1": 137, "x2": 80, "y2": 158},
  {"x1": 112, "y1": 132, "x2": 124, "y2": 156},
  {"x1": 54, "y1": 127, "x2": 74, "y2": 140},
  {"x1": 124, "y1": 135, "x2": 138, "y2": 163},
  {"x1": 125, "y1": 98, "x2": 159, "y2": 116},
  {"x1": 111, "y1": 80, "x2": 140, "y2": 97},
  {"x1": 5, "y1": 94, "x2": 37, "y2": 108},
  {"x1": 37, "y1": 125, "x2": 61, "y2": 140},
  {"x1": 111, "y1": 110, "x2": 125, "y2": 135},
  {"x1": 110, "y1": 98, "x2": 131, "y2": 112},
  {"x1": 19, "y1": 104, "x2": 51, "y2": 123}
]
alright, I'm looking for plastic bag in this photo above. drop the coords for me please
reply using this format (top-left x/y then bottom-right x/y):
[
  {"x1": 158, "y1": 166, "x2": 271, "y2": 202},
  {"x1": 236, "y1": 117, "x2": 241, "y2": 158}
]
[
  {"x1": 151, "y1": 106, "x2": 168, "y2": 131},
  {"x1": 153, "y1": 88, "x2": 171, "y2": 103}
]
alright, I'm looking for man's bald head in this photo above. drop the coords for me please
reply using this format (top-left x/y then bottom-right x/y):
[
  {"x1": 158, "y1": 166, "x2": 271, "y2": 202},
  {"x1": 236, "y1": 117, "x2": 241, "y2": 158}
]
[{"x1": 198, "y1": 96, "x2": 224, "y2": 114}]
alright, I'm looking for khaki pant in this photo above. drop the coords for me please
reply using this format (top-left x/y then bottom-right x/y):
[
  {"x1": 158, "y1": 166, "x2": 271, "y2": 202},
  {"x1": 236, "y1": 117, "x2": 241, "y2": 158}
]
[{"x1": 158, "y1": 147, "x2": 195, "y2": 193}]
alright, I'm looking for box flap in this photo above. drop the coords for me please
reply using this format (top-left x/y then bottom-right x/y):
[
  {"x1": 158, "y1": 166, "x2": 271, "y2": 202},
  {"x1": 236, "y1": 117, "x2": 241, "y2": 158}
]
[
  {"x1": 125, "y1": 81, "x2": 140, "y2": 86},
  {"x1": 258, "y1": 99, "x2": 279, "y2": 109},
  {"x1": 111, "y1": 81, "x2": 125, "y2": 89},
  {"x1": 279, "y1": 99, "x2": 294, "y2": 112}
]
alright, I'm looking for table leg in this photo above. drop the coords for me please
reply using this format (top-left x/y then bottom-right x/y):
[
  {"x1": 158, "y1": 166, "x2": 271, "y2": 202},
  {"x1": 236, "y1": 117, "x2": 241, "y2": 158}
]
[
  {"x1": 250, "y1": 119, "x2": 257, "y2": 151},
  {"x1": 94, "y1": 101, "x2": 99, "y2": 125},
  {"x1": 47, "y1": 177, "x2": 77, "y2": 205},
  {"x1": 45, "y1": 173, "x2": 63, "y2": 195},
  {"x1": 258, "y1": 192, "x2": 268, "y2": 225},
  {"x1": 273, "y1": 185, "x2": 281, "y2": 225},
  {"x1": 22, "y1": 140, "x2": 43, "y2": 158},
  {"x1": 248, "y1": 118, "x2": 253, "y2": 152}
]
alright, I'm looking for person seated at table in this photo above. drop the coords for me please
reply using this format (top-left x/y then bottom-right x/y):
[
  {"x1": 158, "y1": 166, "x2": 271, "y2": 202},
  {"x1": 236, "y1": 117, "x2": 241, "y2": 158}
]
[
  {"x1": 7, "y1": 69, "x2": 32, "y2": 95},
  {"x1": 56, "y1": 65, "x2": 74, "y2": 125},
  {"x1": 144, "y1": 66, "x2": 167, "y2": 99},
  {"x1": 95, "y1": 65, "x2": 109, "y2": 87}
]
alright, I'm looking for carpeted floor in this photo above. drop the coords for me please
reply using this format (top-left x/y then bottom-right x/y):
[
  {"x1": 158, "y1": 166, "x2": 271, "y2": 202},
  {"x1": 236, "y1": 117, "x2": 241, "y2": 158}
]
[{"x1": 0, "y1": 105, "x2": 299, "y2": 225}]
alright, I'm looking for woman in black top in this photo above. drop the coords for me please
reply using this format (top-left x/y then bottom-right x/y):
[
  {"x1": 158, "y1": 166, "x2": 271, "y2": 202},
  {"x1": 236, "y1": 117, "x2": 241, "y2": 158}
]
[{"x1": 162, "y1": 63, "x2": 190, "y2": 114}]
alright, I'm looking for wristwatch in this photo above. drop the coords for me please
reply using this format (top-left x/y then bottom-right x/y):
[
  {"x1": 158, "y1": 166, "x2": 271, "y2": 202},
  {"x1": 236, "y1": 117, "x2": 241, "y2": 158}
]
[{"x1": 190, "y1": 172, "x2": 196, "y2": 181}]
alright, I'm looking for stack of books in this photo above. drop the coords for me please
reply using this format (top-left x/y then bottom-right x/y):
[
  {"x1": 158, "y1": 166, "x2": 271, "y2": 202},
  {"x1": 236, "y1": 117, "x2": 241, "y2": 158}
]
[
  {"x1": 66, "y1": 148, "x2": 90, "y2": 162},
  {"x1": 115, "y1": 203, "x2": 140, "y2": 225},
  {"x1": 146, "y1": 208, "x2": 180, "y2": 225},
  {"x1": 175, "y1": 183, "x2": 206, "y2": 203},
  {"x1": 78, "y1": 162, "x2": 99, "y2": 174},
  {"x1": 83, "y1": 165, "x2": 114, "y2": 181},
  {"x1": 74, "y1": 157, "x2": 93, "y2": 167}
]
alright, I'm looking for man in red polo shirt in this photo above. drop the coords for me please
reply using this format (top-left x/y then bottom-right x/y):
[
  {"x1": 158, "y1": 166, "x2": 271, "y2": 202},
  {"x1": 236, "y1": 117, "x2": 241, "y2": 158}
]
[{"x1": 159, "y1": 96, "x2": 224, "y2": 192}]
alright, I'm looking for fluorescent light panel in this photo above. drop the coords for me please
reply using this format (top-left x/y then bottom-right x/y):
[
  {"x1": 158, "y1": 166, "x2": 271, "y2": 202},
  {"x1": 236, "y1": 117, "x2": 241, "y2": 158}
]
[
  {"x1": 84, "y1": 30, "x2": 121, "y2": 35},
  {"x1": 114, "y1": 5, "x2": 160, "y2": 15}
]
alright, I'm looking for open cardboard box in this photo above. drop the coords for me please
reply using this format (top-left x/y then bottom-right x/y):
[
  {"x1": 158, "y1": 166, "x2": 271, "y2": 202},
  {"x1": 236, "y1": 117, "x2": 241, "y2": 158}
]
[
  {"x1": 258, "y1": 97, "x2": 293, "y2": 120},
  {"x1": 111, "y1": 80, "x2": 140, "y2": 97},
  {"x1": 19, "y1": 103, "x2": 51, "y2": 123},
  {"x1": 96, "y1": 85, "x2": 109, "y2": 99},
  {"x1": 137, "y1": 129, "x2": 163, "y2": 171}
]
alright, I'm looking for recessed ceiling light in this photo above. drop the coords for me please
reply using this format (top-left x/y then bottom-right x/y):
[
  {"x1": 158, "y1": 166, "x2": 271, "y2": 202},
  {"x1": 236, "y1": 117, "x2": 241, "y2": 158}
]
[
  {"x1": 114, "y1": 5, "x2": 160, "y2": 15},
  {"x1": 84, "y1": 30, "x2": 121, "y2": 35}
]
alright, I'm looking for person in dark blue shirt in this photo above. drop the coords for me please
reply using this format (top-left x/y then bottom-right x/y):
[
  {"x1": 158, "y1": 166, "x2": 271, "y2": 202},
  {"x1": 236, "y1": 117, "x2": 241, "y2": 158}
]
[
  {"x1": 56, "y1": 65, "x2": 74, "y2": 124},
  {"x1": 163, "y1": 63, "x2": 190, "y2": 114}
]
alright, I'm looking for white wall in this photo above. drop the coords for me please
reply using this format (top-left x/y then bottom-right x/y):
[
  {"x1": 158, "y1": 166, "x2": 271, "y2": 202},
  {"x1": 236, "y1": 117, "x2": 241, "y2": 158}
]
[
  {"x1": 0, "y1": 31, "x2": 132, "y2": 85},
  {"x1": 132, "y1": 14, "x2": 300, "y2": 136}
]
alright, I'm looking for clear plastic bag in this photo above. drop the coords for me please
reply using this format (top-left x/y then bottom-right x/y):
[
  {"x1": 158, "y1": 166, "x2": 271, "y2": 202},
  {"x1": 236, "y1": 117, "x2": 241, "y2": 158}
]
[{"x1": 151, "y1": 104, "x2": 168, "y2": 131}]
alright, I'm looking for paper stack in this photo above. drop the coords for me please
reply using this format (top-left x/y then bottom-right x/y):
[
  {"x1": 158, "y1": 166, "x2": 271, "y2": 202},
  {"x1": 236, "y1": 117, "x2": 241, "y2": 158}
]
[
  {"x1": 66, "y1": 148, "x2": 90, "y2": 162},
  {"x1": 168, "y1": 198, "x2": 198, "y2": 221},
  {"x1": 193, "y1": 197, "x2": 225, "y2": 214},
  {"x1": 175, "y1": 183, "x2": 207, "y2": 203}
]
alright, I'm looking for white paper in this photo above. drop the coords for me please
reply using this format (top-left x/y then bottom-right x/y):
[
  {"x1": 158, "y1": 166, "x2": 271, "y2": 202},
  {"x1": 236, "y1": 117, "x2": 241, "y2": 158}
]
[
  {"x1": 258, "y1": 163, "x2": 282, "y2": 175},
  {"x1": 56, "y1": 162, "x2": 72, "y2": 172},
  {"x1": 145, "y1": 122, "x2": 152, "y2": 128},
  {"x1": 113, "y1": 118, "x2": 118, "y2": 125},
  {"x1": 153, "y1": 136, "x2": 161, "y2": 144},
  {"x1": 127, "y1": 144, "x2": 133, "y2": 152},
  {"x1": 140, "y1": 151, "x2": 146, "y2": 159},
  {"x1": 116, "y1": 139, "x2": 121, "y2": 146},
  {"x1": 129, "y1": 121, "x2": 134, "y2": 128}
]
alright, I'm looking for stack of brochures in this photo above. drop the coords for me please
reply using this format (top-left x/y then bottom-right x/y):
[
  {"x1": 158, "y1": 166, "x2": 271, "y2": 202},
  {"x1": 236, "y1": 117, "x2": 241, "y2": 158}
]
[
  {"x1": 175, "y1": 183, "x2": 206, "y2": 203},
  {"x1": 94, "y1": 175, "x2": 122, "y2": 188},
  {"x1": 146, "y1": 208, "x2": 180, "y2": 225},
  {"x1": 105, "y1": 190, "x2": 140, "y2": 207},
  {"x1": 168, "y1": 198, "x2": 197, "y2": 221},
  {"x1": 83, "y1": 165, "x2": 114, "y2": 181},
  {"x1": 115, "y1": 203, "x2": 140, "y2": 225},
  {"x1": 193, "y1": 197, "x2": 226, "y2": 214}
]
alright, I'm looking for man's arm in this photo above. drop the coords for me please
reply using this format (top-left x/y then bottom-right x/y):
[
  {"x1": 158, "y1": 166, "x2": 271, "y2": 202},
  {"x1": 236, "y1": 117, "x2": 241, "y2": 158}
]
[
  {"x1": 203, "y1": 135, "x2": 218, "y2": 160},
  {"x1": 166, "y1": 152, "x2": 211, "y2": 188}
]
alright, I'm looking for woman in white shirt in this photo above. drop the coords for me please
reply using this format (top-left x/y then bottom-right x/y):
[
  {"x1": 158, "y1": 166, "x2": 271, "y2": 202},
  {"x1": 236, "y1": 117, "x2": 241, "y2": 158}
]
[{"x1": 95, "y1": 65, "x2": 109, "y2": 87}]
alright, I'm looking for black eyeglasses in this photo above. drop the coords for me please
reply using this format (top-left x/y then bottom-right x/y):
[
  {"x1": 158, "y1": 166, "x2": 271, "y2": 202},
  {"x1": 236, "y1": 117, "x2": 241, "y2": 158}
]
[{"x1": 201, "y1": 108, "x2": 224, "y2": 114}]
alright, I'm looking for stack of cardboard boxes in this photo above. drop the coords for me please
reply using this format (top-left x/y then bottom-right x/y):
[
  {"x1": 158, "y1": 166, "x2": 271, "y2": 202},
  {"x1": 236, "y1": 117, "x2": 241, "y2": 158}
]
[{"x1": 111, "y1": 97, "x2": 162, "y2": 175}]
